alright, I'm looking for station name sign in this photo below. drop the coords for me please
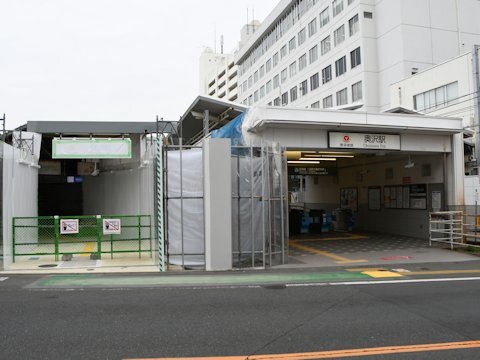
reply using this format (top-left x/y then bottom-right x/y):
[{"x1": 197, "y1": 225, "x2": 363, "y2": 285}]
[
  {"x1": 52, "y1": 138, "x2": 132, "y2": 159},
  {"x1": 329, "y1": 132, "x2": 401, "y2": 150}
]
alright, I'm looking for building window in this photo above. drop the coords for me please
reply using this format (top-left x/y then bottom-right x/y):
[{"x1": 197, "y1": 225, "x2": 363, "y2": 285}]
[
  {"x1": 281, "y1": 92, "x2": 289, "y2": 106},
  {"x1": 254, "y1": 70, "x2": 259, "y2": 83},
  {"x1": 242, "y1": 81, "x2": 247, "y2": 93},
  {"x1": 364, "y1": 11, "x2": 373, "y2": 19},
  {"x1": 311, "y1": 101, "x2": 320, "y2": 108},
  {"x1": 281, "y1": 68, "x2": 288, "y2": 83},
  {"x1": 260, "y1": 85, "x2": 265, "y2": 99},
  {"x1": 321, "y1": 36, "x2": 331, "y2": 55},
  {"x1": 348, "y1": 0, "x2": 355, "y2": 4},
  {"x1": 266, "y1": 80, "x2": 272, "y2": 94},
  {"x1": 289, "y1": 61, "x2": 297, "y2": 77},
  {"x1": 320, "y1": 7, "x2": 330, "y2": 27},
  {"x1": 248, "y1": 76, "x2": 253, "y2": 88},
  {"x1": 332, "y1": 0, "x2": 344, "y2": 17},
  {"x1": 350, "y1": 47, "x2": 361, "y2": 68},
  {"x1": 323, "y1": 95, "x2": 333, "y2": 108},
  {"x1": 309, "y1": 45, "x2": 318, "y2": 64},
  {"x1": 248, "y1": 95, "x2": 253, "y2": 106},
  {"x1": 298, "y1": 27, "x2": 306, "y2": 46},
  {"x1": 299, "y1": 80, "x2": 308, "y2": 96},
  {"x1": 280, "y1": 45, "x2": 288, "y2": 59},
  {"x1": 259, "y1": 65, "x2": 265, "y2": 78},
  {"x1": 273, "y1": 74, "x2": 280, "y2": 88},
  {"x1": 266, "y1": 59, "x2": 272, "y2": 73},
  {"x1": 290, "y1": 87, "x2": 298, "y2": 102},
  {"x1": 273, "y1": 52, "x2": 279, "y2": 67},
  {"x1": 273, "y1": 97, "x2": 281, "y2": 106},
  {"x1": 335, "y1": 56, "x2": 347, "y2": 76},
  {"x1": 299, "y1": 53, "x2": 307, "y2": 71},
  {"x1": 336, "y1": 88, "x2": 348, "y2": 105},
  {"x1": 322, "y1": 65, "x2": 332, "y2": 84},
  {"x1": 334, "y1": 25, "x2": 345, "y2": 46},
  {"x1": 352, "y1": 81, "x2": 362, "y2": 101},
  {"x1": 254, "y1": 90, "x2": 259, "y2": 102},
  {"x1": 413, "y1": 82, "x2": 459, "y2": 112},
  {"x1": 349, "y1": 14, "x2": 359, "y2": 36},
  {"x1": 289, "y1": 37, "x2": 296, "y2": 52},
  {"x1": 308, "y1": 18, "x2": 318, "y2": 37},
  {"x1": 310, "y1": 73, "x2": 320, "y2": 91}
]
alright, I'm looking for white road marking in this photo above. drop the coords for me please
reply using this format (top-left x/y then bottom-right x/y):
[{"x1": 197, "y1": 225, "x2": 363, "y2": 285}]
[
  {"x1": 286, "y1": 277, "x2": 480, "y2": 287},
  {"x1": 0, "y1": 277, "x2": 9, "y2": 282}
]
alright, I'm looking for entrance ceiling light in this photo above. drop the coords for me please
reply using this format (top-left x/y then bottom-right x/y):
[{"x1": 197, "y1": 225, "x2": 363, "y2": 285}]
[
  {"x1": 299, "y1": 157, "x2": 337, "y2": 161},
  {"x1": 303, "y1": 154, "x2": 354, "y2": 159},
  {"x1": 287, "y1": 160, "x2": 320, "y2": 164}
]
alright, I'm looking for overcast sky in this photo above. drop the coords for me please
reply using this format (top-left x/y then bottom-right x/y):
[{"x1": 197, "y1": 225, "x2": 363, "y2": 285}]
[{"x1": 0, "y1": 0, "x2": 279, "y2": 129}]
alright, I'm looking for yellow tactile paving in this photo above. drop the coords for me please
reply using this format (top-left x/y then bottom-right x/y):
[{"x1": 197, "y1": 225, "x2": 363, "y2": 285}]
[{"x1": 362, "y1": 270, "x2": 403, "y2": 278}]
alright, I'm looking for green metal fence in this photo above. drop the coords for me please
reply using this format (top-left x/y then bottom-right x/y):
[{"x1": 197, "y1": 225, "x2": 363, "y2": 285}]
[{"x1": 12, "y1": 215, "x2": 152, "y2": 262}]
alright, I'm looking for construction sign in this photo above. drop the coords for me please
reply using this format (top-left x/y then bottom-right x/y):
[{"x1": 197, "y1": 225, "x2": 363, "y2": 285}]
[
  {"x1": 60, "y1": 219, "x2": 79, "y2": 234},
  {"x1": 103, "y1": 219, "x2": 121, "y2": 235}
]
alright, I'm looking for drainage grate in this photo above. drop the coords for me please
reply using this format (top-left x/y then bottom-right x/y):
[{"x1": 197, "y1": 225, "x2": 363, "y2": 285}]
[{"x1": 38, "y1": 264, "x2": 58, "y2": 268}]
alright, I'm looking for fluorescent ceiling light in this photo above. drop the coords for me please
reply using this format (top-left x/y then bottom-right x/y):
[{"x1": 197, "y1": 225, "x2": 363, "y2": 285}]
[
  {"x1": 299, "y1": 157, "x2": 336, "y2": 161},
  {"x1": 288, "y1": 160, "x2": 320, "y2": 164},
  {"x1": 303, "y1": 154, "x2": 354, "y2": 158}
]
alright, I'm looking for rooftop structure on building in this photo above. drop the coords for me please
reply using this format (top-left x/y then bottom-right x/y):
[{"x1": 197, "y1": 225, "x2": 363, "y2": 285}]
[
  {"x1": 234, "y1": 0, "x2": 480, "y2": 112},
  {"x1": 199, "y1": 20, "x2": 262, "y2": 103}
]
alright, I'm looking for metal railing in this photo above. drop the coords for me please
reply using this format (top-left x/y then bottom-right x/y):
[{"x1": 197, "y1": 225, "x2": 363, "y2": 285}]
[
  {"x1": 429, "y1": 211, "x2": 480, "y2": 249},
  {"x1": 13, "y1": 215, "x2": 152, "y2": 262}
]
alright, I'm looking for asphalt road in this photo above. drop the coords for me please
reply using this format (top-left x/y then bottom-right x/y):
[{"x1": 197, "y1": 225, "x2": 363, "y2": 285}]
[{"x1": 1, "y1": 272, "x2": 480, "y2": 360}]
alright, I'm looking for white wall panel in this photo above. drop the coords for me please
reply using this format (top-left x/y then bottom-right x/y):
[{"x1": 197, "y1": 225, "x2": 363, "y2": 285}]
[{"x1": 2, "y1": 143, "x2": 39, "y2": 268}]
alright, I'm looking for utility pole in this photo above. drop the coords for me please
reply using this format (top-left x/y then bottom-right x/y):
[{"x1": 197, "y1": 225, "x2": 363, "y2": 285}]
[{"x1": 472, "y1": 45, "x2": 480, "y2": 168}]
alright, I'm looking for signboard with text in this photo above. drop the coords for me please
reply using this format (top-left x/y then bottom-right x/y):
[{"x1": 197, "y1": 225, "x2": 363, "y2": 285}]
[{"x1": 329, "y1": 132, "x2": 401, "y2": 150}]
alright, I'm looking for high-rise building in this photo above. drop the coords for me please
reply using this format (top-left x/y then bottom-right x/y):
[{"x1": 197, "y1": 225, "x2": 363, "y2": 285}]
[
  {"x1": 199, "y1": 20, "x2": 262, "y2": 103},
  {"x1": 234, "y1": 0, "x2": 480, "y2": 112}
]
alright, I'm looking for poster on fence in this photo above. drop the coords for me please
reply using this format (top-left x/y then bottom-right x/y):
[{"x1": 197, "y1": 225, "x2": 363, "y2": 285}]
[
  {"x1": 60, "y1": 219, "x2": 79, "y2": 234},
  {"x1": 103, "y1": 219, "x2": 121, "y2": 235}
]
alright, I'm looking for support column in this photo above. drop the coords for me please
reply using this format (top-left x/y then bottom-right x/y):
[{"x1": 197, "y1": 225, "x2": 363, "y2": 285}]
[
  {"x1": 447, "y1": 133, "x2": 465, "y2": 206},
  {"x1": 203, "y1": 138, "x2": 232, "y2": 271}
]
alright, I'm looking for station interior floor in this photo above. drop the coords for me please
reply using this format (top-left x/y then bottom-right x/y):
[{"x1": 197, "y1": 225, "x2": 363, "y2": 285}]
[{"x1": 283, "y1": 231, "x2": 480, "y2": 269}]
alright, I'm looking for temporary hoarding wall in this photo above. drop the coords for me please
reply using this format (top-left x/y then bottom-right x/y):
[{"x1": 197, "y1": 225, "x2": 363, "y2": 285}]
[{"x1": 2, "y1": 142, "x2": 39, "y2": 268}]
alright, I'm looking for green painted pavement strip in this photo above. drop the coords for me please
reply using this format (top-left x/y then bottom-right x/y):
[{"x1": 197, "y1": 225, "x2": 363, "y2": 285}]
[{"x1": 33, "y1": 272, "x2": 372, "y2": 288}]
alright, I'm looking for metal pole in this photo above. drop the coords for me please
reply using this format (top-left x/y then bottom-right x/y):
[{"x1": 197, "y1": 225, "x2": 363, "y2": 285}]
[
  {"x1": 180, "y1": 138, "x2": 185, "y2": 269},
  {"x1": 279, "y1": 147, "x2": 285, "y2": 265},
  {"x1": 475, "y1": 189, "x2": 478, "y2": 235},
  {"x1": 2, "y1": 113, "x2": 5, "y2": 142},
  {"x1": 472, "y1": 45, "x2": 480, "y2": 166},
  {"x1": 237, "y1": 153, "x2": 241, "y2": 267},
  {"x1": 156, "y1": 116, "x2": 165, "y2": 271},
  {"x1": 261, "y1": 144, "x2": 266, "y2": 269},
  {"x1": 250, "y1": 145, "x2": 255, "y2": 267},
  {"x1": 164, "y1": 145, "x2": 169, "y2": 267},
  {"x1": 267, "y1": 147, "x2": 272, "y2": 266}
]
